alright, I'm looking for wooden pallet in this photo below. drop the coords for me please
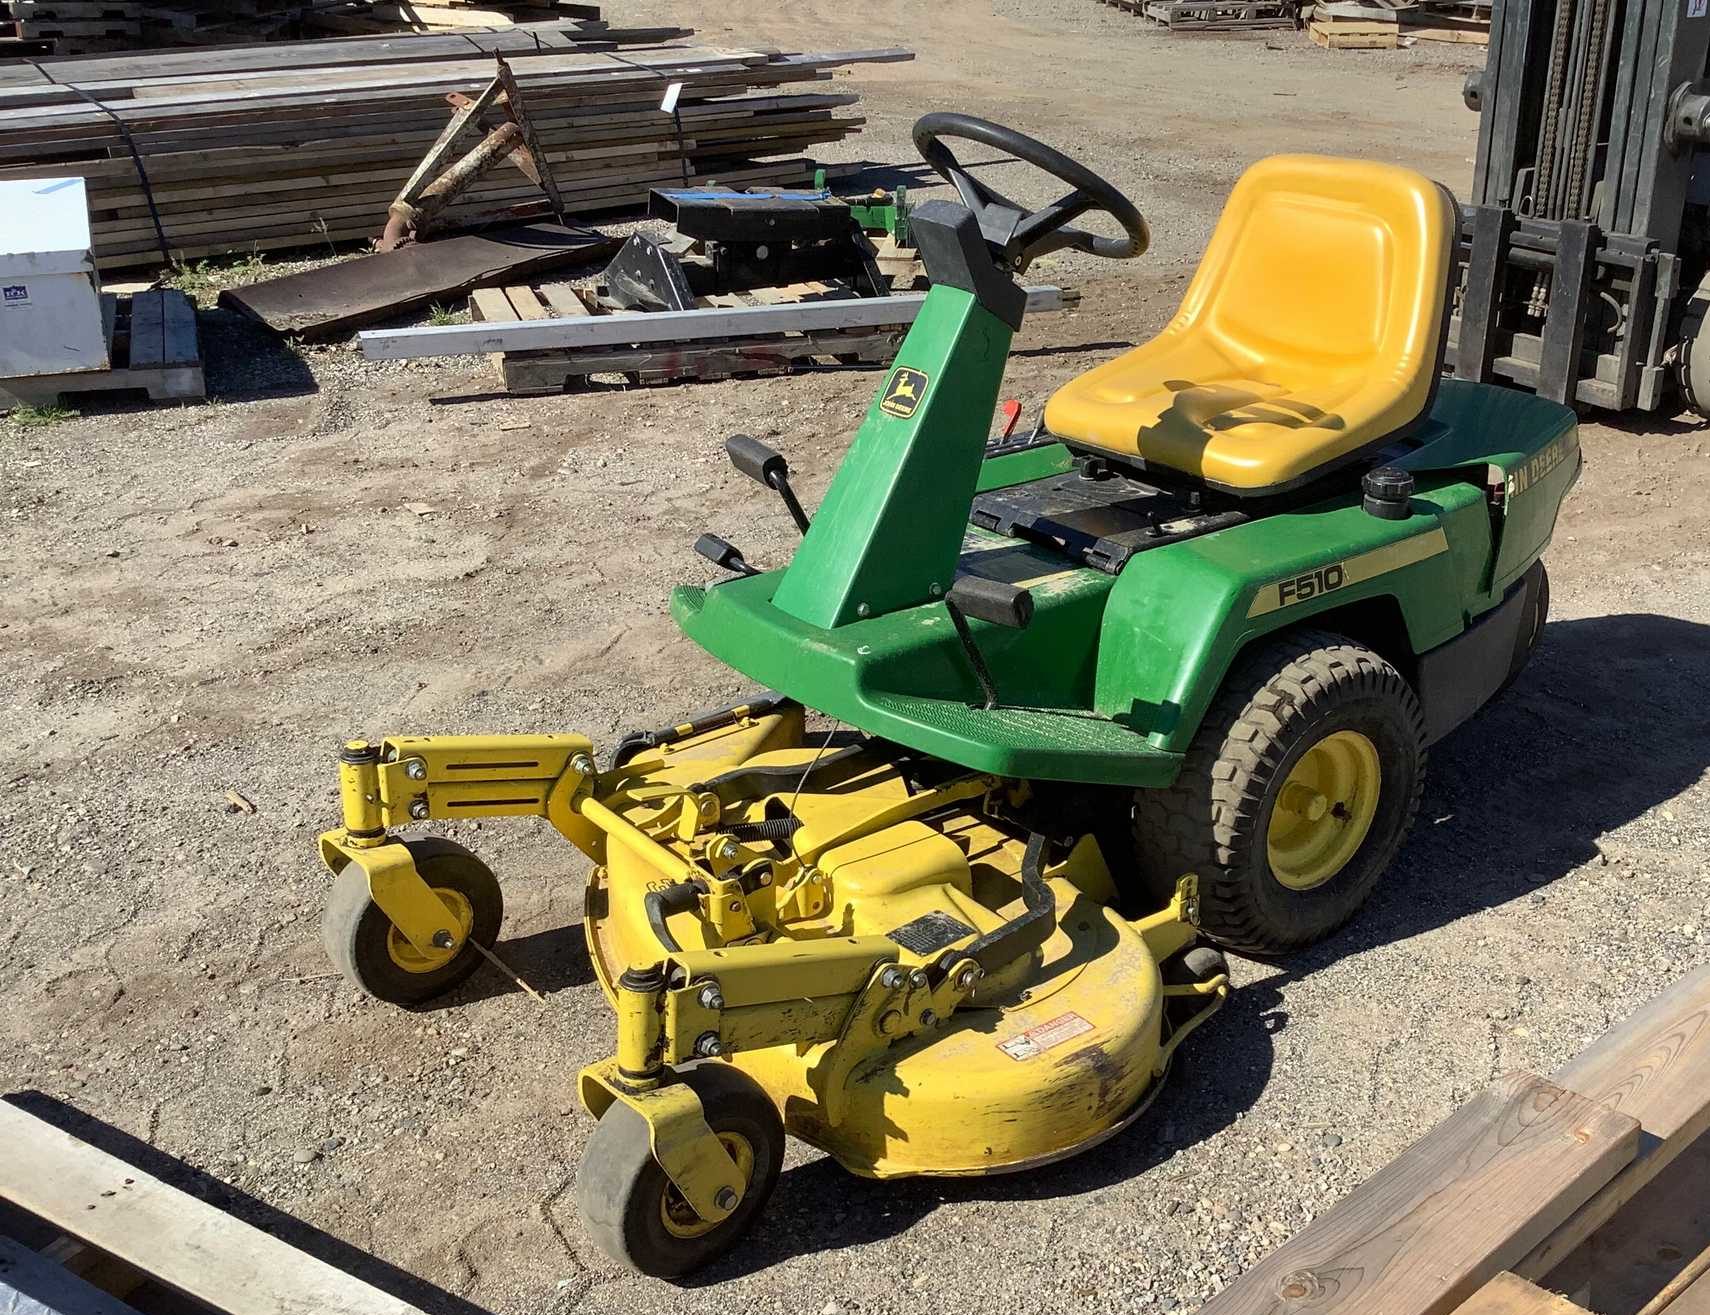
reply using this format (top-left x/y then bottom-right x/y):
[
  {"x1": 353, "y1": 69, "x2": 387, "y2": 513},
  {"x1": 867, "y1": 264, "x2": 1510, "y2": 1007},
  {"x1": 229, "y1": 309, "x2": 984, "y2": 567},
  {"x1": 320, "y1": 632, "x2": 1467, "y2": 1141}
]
[
  {"x1": 1197, "y1": 965, "x2": 1710, "y2": 1315},
  {"x1": 0, "y1": 1100, "x2": 432, "y2": 1315},
  {"x1": 1140, "y1": 0, "x2": 1296, "y2": 29},
  {"x1": 1309, "y1": 18, "x2": 1399, "y2": 45},
  {"x1": 0, "y1": 289, "x2": 203, "y2": 411},
  {"x1": 1303, "y1": 0, "x2": 1487, "y2": 44},
  {"x1": 470, "y1": 279, "x2": 906, "y2": 390}
]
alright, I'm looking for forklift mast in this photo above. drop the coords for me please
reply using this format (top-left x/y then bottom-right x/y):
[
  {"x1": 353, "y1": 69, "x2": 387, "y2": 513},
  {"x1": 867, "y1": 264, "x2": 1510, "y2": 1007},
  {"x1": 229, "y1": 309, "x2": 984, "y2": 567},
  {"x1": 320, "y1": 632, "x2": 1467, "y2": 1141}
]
[{"x1": 1454, "y1": 0, "x2": 1710, "y2": 413}]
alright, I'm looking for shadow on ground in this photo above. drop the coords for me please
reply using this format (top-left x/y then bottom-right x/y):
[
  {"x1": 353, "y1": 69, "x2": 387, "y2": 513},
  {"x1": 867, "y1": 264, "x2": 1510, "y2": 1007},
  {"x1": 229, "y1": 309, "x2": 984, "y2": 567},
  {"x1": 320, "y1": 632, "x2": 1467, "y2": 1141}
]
[
  {"x1": 2, "y1": 1092, "x2": 495, "y2": 1315},
  {"x1": 199, "y1": 307, "x2": 317, "y2": 402}
]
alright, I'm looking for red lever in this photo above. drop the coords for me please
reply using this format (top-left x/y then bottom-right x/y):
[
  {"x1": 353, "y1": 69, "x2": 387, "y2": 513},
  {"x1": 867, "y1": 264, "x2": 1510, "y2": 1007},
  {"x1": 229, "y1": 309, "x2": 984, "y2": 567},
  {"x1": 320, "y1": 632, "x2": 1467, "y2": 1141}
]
[{"x1": 999, "y1": 399, "x2": 1023, "y2": 438}]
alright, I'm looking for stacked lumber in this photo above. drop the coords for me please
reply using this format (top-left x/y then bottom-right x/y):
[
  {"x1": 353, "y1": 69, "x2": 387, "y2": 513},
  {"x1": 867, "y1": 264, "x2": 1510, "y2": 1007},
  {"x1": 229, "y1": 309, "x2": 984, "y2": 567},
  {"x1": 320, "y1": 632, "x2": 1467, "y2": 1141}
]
[
  {"x1": 0, "y1": 18, "x2": 690, "y2": 84},
  {"x1": 4, "y1": 1, "x2": 674, "y2": 60},
  {"x1": 1196, "y1": 964, "x2": 1710, "y2": 1315},
  {"x1": 0, "y1": 41, "x2": 909, "y2": 268},
  {"x1": 5, "y1": 0, "x2": 305, "y2": 55},
  {"x1": 303, "y1": 0, "x2": 654, "y2": 38}
]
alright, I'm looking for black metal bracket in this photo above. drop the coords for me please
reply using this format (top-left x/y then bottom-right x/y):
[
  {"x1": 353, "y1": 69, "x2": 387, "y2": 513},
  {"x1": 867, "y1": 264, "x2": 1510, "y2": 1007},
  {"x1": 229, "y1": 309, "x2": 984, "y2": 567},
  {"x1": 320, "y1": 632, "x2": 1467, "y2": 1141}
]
[
  {"x1": 946, "y1": 833, "x2": 1057, "y2": 975},
  {"x1": 601, "y1": 232, "x2": 696, "y2": 312}
]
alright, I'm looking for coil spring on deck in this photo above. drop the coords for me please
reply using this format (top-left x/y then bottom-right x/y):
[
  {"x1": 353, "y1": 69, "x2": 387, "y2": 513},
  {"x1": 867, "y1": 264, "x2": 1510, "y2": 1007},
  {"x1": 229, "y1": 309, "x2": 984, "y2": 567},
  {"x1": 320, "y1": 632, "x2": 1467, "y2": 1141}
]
[{"x1": 722, "y1": 817, "x2": 804, "y2": 843}]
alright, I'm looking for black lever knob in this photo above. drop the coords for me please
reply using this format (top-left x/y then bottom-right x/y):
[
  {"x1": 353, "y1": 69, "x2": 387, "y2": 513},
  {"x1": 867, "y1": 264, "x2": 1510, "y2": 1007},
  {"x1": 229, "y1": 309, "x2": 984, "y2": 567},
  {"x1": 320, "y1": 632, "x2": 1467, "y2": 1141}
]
[{"x1": 694, "y1": 533, "x2": 758, "y2": 576}]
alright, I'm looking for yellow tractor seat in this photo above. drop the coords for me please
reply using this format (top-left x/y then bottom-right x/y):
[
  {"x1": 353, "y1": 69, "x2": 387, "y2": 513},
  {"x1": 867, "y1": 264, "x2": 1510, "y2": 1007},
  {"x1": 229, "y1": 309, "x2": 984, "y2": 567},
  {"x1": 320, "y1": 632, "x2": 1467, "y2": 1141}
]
[{"x1": 1044, "y1": 154, "x2": 1459, "y2": 496}]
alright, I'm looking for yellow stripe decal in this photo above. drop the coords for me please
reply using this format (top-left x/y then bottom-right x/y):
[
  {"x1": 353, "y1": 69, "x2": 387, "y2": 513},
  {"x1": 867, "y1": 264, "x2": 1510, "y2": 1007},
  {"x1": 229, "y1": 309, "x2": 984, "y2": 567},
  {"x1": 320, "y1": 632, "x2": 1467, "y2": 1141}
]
[{"x1": 1247, "y1": 527, "x2": 1449, "y2": 619}]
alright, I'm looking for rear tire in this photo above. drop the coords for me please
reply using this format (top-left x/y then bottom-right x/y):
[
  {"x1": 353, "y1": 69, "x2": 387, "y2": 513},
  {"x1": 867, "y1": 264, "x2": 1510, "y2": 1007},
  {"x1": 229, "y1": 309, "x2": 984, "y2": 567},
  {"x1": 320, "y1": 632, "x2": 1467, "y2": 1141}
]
[{"x1": 1132, "y1": 630, "x2": 1425, "y2": 956}]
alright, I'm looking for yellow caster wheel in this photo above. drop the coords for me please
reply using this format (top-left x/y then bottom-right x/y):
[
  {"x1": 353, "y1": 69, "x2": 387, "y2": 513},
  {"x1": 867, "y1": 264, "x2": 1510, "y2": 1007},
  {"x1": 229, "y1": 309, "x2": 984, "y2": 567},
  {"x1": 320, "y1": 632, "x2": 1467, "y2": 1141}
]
[
  {"x1": 576, "y1": 1065, "x2": 783, "y2": 1279},
  {"x1": 322, "y1": 837, "x2": 502, "y2": 1005}
]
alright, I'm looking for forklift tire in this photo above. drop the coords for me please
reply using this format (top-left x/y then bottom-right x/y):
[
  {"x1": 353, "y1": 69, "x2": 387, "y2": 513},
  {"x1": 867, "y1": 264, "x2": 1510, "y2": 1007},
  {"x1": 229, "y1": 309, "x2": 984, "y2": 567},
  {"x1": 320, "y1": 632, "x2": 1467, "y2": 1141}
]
[
  {"x1": 1496, "y1": 560, "x2": 1549, "y2": 697},
  {"x1": 323, "y1": 837, "x2": 502, "y2": 1006},
  {"x1": 1132, "y1": 629, "x2": 1425, "y2": 956},
  {"x1": 1677, "y1": 273, "x2": 1710, "y2": 419},
  {"x1": 576, "y1": 1063, "x2": 784, "y2": 1279}
]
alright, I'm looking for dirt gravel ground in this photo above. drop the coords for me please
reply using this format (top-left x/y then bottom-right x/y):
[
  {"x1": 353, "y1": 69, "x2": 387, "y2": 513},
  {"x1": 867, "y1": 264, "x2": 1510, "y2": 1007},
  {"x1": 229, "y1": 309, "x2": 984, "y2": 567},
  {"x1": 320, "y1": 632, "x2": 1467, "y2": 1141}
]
[{"x1": 3, "y1": 2, "x2": 1709, "y2": 1313}]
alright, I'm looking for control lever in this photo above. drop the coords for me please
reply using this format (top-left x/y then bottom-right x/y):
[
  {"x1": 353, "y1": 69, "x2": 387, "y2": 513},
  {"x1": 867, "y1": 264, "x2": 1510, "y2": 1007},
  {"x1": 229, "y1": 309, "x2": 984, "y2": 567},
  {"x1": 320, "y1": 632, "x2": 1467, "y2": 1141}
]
[
  {"x1": 727, "y1": 434, "x2": 811, "y2": 534},
  {"x1": 943, "y1": 575, "x2": 1034, "y2": 710},
  {"x1": 695, "y1": 533, "x2": 759, "y2": 577}
]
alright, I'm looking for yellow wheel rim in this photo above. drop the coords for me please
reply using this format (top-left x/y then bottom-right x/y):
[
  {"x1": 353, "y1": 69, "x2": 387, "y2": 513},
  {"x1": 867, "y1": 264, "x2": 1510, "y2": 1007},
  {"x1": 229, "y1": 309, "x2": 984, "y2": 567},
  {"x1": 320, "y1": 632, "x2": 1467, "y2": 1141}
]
[
  {"x1": 385, "y1": 887, "x2": 474, "y2": 973},
  {"x1": 1266, "y1": 730, "x2": 1382, "y2": 891},
  {"x1": 659, "y1": 1134, "x2": 753, "y2": 1239}
]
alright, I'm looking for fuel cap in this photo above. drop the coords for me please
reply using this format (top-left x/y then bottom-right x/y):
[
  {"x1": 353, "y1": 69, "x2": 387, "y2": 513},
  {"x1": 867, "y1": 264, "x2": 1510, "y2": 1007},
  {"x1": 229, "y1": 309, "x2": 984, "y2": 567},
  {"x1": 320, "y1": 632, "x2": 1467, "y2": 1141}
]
[{"x1": 1362, "y1": 466, "x2": 1415, "y2": 521}]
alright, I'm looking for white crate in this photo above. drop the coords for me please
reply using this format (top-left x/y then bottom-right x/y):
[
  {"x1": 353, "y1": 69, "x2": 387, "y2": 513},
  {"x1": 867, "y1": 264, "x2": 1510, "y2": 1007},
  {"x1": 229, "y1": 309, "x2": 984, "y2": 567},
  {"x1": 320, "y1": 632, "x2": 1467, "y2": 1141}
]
[{"x1": 0, "y1": 176, "x2": 109, "y2": 379}]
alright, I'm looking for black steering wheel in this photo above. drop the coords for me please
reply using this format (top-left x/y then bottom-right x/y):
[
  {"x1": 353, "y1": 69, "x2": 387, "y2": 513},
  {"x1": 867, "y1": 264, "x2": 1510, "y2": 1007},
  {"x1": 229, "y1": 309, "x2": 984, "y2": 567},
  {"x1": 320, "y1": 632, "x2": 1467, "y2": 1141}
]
[{"x1": 912, "y1": 113, "x2": 1150, "y2": 273}]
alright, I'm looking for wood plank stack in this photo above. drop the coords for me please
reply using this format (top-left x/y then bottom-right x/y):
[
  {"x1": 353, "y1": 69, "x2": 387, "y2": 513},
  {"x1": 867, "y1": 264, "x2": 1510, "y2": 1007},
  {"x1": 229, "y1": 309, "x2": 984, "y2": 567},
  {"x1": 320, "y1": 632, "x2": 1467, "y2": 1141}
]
[
  {"x1": 5, "y1": 0, "x2": 305, "y2": 55},
  {"x1": 4, "y1": 1, "x2": 674, "y2": 60},
  {"x1": 1196, "y1": 964, "x2": 1710, "y2": 1315},
  {"x1": 302, "y1": 0, "x2": 652, "y2": 39},
  {"x1": 1305, "y1": 0, "x2": 1489, "y2": 47},
  {"x1": 0, "y1": 39, "x2": 909, "y2": 268}
]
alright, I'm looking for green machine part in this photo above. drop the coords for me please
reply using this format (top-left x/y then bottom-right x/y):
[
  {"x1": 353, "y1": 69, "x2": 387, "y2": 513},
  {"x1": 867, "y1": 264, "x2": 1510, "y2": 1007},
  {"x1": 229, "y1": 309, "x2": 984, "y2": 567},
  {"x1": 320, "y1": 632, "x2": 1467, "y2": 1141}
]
[
  {"x1": 675, "y1": 273, "x2": 1580, "y2": 790},
  {"x1": 816, "y1": 167, "x2": 910, "y2": 243},
  {"x1": 771, "y1": 287, "x2": 1012, "y2": 629}
]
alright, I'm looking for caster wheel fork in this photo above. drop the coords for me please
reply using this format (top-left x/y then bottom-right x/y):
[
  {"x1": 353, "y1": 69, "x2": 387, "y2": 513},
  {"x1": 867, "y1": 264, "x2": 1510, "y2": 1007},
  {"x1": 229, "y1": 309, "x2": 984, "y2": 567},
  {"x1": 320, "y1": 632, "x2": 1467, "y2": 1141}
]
[{"x1": 576, "y1": 1063, "x2": 784, "y2": 1279}]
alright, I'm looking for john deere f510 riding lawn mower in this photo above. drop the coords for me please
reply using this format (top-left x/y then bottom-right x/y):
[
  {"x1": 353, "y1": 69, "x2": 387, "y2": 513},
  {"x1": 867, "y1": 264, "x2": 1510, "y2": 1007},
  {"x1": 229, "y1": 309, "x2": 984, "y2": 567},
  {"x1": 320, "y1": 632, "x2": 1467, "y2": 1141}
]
[{"x1": 317, "y1": 115, "x2": 1580, "y2": 1277}]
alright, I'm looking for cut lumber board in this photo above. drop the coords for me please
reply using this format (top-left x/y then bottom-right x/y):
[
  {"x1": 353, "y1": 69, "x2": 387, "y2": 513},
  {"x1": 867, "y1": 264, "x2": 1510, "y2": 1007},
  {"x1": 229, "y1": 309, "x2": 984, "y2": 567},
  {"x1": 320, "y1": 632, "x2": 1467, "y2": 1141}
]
[
  {"x1": 1197, "y1": 1072, "x2": 1639, "y2": 1315},
  {"x1": 1541, "y1": 1133, "x2": 1710, "y2": 1315},
  {"x1": 0, "y1": 1101, "x2": 425, "y2": 1315},
  {"x1": 1517, "y1": 964, "x2": 1710, "y2": 1281},
  {"x1": 361, "y1": 284, "x2": 1070, "y2": 358},
  {"x1": 1672, "y1": 1265, "x2": 1710, "y2": 1315},
  {"x1": 218, "y1": 222, "x2": 620, "y2": 338},
  {"x1": 1454, "y1": 1273, "x2": 1593, "y2": 1315}
]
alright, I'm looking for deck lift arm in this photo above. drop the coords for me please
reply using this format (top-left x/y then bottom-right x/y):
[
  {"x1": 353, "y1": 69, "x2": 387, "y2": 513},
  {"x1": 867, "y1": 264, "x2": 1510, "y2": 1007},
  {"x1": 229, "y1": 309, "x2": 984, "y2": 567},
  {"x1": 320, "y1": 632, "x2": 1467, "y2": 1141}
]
[{"x1": 1453, "y1": 0, "x2": 1710, "y2": 413}]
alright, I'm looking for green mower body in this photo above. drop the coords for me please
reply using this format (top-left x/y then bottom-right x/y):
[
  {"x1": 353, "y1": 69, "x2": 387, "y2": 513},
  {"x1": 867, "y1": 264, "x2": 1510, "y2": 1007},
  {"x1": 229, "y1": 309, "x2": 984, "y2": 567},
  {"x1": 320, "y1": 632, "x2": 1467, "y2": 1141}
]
[{"x1": 676, "y1": 289, "x2": 1580, "y2": 791}]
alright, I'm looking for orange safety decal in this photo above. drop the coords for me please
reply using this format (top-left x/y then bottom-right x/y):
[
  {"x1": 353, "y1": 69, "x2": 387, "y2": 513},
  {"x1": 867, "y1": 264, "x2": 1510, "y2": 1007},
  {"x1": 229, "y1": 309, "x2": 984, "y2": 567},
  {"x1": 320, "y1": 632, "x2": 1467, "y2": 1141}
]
[{"x1": 997, "y1": 1011, "x2": 1094, "y2": 1061}]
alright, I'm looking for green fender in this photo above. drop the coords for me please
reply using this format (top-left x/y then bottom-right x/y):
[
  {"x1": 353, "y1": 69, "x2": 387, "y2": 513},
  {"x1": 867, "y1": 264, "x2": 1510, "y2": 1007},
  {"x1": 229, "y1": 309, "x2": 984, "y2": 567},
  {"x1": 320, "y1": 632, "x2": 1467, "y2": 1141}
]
[{"x1": 1086, "y1": 380, "x2": 1580, "y2": 757}]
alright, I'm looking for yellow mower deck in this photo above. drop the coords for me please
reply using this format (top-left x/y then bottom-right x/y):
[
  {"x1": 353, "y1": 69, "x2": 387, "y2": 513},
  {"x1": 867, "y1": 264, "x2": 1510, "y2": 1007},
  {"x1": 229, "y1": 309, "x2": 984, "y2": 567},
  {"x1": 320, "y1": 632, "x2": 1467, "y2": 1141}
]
[{"x1": 318, "y1": 703, "x2": 1226, "y2": 1269}]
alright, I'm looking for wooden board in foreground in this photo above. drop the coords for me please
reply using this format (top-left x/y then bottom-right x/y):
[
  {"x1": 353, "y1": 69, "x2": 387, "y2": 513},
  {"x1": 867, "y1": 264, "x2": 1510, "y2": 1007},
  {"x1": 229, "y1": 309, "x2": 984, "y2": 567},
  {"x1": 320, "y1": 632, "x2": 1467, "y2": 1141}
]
[
  {"x1": 1455, "y1": 1272, "x2": 1592, "y2": 1315},
  {"x1": 1517, "y1": 963, "x2": 1710, "y2": 1280},
  {"x1": 1198, "y1": 1071, "x2": 1638, "y2": 1315},
  {"x1": 0, "y1": 1101, "x2": 426, "y2": 1315}
]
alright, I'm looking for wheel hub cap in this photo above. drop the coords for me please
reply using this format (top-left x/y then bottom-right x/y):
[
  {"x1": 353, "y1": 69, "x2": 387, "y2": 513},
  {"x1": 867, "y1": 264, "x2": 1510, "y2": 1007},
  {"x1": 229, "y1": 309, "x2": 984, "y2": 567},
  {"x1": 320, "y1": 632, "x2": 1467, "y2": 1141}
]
[
  {"x1": 660, "y1": 1133, "x2": 753, "y2": 1238},
  {"x1": 386, "y1": 887, "x2": 474, "y2": 973},
  {"x1": 1267, "y1": 730, "x2": 1382, "y2": 891}
]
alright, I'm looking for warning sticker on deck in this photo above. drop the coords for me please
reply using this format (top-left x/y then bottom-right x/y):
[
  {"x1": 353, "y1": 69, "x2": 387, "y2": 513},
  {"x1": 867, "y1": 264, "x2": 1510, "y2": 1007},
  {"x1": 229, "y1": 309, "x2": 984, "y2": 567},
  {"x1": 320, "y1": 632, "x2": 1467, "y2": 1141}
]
[{"x1": 997, "y1": 1011, "x2": 1094, "y2": 1061}]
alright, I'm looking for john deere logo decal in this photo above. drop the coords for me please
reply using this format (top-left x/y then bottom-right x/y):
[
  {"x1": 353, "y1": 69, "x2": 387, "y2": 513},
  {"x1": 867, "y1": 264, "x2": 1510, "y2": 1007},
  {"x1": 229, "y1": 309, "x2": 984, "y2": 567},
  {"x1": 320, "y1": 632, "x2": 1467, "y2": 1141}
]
[{"x1": 880, "y1": 367, "x2": 929, "y2": 418}]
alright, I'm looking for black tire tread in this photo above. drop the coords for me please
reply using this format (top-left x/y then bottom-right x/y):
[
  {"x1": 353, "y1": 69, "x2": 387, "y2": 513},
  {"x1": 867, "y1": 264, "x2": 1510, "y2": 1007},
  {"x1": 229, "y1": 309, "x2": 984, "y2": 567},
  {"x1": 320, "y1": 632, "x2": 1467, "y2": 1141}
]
[
  {"x1": 576, "y1": 1064, "x2": 783, "y2": 1279},
  {"x1": 1134, "y1": 628, "x2": 1426, "y2": 955},
  {"x1": 321, "y1": 836, "x2": 502, "y2": 1005}
]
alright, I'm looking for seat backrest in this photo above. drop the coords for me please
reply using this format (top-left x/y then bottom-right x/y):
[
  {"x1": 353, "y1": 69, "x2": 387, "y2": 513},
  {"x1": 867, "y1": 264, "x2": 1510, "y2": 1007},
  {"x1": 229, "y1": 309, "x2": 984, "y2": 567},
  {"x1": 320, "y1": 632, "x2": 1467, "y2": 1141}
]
[{"x1": 1181, "y1": 154, "x2": 1456, "y2": 389}]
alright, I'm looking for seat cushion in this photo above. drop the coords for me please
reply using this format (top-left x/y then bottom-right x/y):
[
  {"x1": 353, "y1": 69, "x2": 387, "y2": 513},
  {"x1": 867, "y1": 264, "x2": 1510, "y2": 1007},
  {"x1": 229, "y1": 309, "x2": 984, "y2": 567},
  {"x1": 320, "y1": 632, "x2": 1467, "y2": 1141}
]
[{"x1": 1045, "y1": 154, "x2": 1456, "y2": 494}]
